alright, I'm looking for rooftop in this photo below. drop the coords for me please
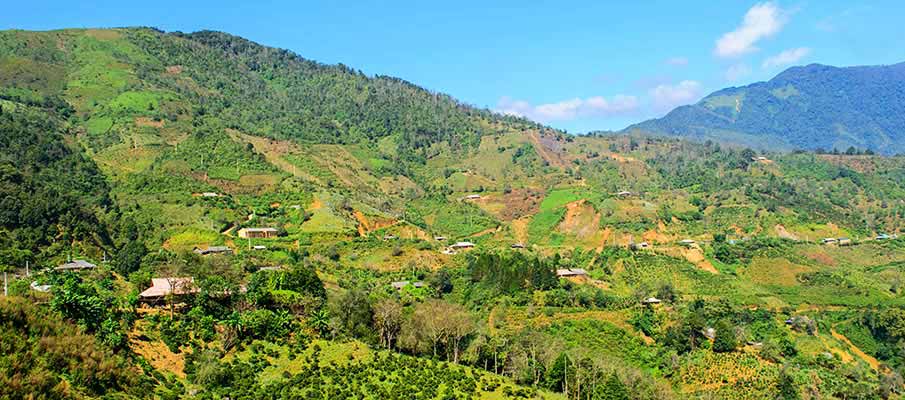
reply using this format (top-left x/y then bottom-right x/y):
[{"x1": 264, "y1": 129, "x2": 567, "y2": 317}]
[
  {"x1": 55, "y1": 260, "x2": 97, "y2": 271},
  {"x1": 139, "y1": 277, "x2": 198, "y2": 299},
  {"x1": 241, "y1": 227, "x2": 278, "y2": 232},
  {"x1": 556, "y1": 268, "x2": 588, "y2": 277}
]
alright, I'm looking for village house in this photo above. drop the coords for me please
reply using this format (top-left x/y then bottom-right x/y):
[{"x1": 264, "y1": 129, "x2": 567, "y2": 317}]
[
  {"x1": 838, "y1": 237, "x2": 852, "y2": 246},
  {"x1": 449, "y1": 241, "x2": 476, "y2": 250},
  {"x1": 434, "y1": 236, "x2": 447, "y2": 241},
  {"x1": 237, "y1": 227, "x2": 279, "y2": 239},
  {"x1": 679, "y1": 239, "x2": 696, "y2": 247},
  {"x1": 201, "y1": 192, "x2": 220, "y2": 198},
  {"x1": 193, "y1": 246, "x2": 232, "y2": 256},
  {"x1": 642, "y1": 297, "x2": 662, "y2": 305},
  {"x1": 616, "y1": 191, "x2": 632, "y2": 197},
  {"x1": 464, "y1": 194, "x2": 481, "y2": 200},
  {"x1": 391, "y1": 281, "x2": 425, "y2": 290},
  {"x1": 556, "y1": 268, "x2": 588, "y2": 278},
  {"x1": 55, "y1": 260, "x2": 97, "y2": 272},
  {"x1": 631, "y1": 242, "x2": 650, "y2": 250},
  {"x1": 822, "y1": 238, "x2": 839, "y2": 245},
  {"x1": 511, "y1": 243, "x2": 525, "y2": 249},
  {"x1": 139, "y1": 277, "x2": 199, "y2": 303}
]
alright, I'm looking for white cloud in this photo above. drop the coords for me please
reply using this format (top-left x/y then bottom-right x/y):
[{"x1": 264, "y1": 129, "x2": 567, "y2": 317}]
[
  {"x1": 715, "y1": 2, "x2": 787, "y2": 58},
  {"x1": 649, "y1": 80, "x2": 703, "y2": 113},
  {"x1": 666, "y1": 57, "x2": 689, "y2": 66},
  {"x1": 762, "y1": 47, "x2": 811, "y2": 68},
  {"x1": 497, "y1": 95, "x2": 639, "y2": 122},
  {"x1": 725, "y1": 63, "x2": 752, "y2": 81}
]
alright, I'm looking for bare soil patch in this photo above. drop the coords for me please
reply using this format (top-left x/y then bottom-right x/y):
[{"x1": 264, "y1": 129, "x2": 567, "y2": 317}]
[
  {"x1": 134, "y1": 117, "x2": 164, "y2": 128},
  {"x1": 494, "y1": 188, "x2": 544, "y2": 221}
]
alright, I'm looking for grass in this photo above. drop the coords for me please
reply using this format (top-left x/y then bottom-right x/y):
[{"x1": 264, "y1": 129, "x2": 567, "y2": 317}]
[
  {"x1": 539, "y1": 188, "x2": 589, "y2": 211},
  {"x1": 527, "y1": 208, "x2": 566, "y2": 245},
  {"x1": 162, "y1": 229, "x2": 222, "y2": 252}
]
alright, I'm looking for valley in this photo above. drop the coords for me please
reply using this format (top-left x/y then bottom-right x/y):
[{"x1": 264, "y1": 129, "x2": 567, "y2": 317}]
[{"x1": 1, "y1": 27, "x2": 905, "y2": 399}]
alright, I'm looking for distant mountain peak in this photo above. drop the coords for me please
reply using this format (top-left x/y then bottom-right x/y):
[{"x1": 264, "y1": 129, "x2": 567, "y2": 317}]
[{"x1": 626, "y1": 61, "x2": 905, "y2": 155}]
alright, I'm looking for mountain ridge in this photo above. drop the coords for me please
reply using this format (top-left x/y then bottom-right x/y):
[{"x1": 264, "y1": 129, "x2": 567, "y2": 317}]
[{"x1": 625, "y1": 61, "x2": 905, "y2": 155}]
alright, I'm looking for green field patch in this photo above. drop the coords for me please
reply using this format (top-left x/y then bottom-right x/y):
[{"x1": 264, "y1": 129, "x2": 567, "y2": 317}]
[
  {"x1": 164, "y1": 228, "x2": 221, "y2": 251},
  {"x1": 94, "y1": 144, "x2": 160, "y2": 175},
  {"x1": 406, "y1": 197, "x2": 498, "y2": 238},
  {"x1": 539, "y1": 188, "x2": 590, "y2": 211},
  {"x1": 108, "y1": 90, "x2": 172, "y2": 115},
  {"x1": 528, "y1": 208, "x2": 566, "y2": 245}
]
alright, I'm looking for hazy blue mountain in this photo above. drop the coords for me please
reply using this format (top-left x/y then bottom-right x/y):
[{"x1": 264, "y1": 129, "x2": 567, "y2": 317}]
[{"x1": 626, "y1": 62, "x2": 905, "y2": 155}]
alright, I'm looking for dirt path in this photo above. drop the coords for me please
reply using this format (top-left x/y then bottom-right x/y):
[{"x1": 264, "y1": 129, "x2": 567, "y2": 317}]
[
  {"x1": 469, "y1": 226, "x2": 498, "y2": 238},
  {"x1": 596, "y1": 227, "x2": 614, "y2": 251},
  {"x1": 221, "y1": 222, "x2": 237, "y2": 236},
  {"x1": 831, "y1": 329, "x2": 881, "y2": 371}
]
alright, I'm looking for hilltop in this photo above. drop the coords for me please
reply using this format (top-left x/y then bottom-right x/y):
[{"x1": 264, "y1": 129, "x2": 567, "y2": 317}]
[
  {"x1": 2, "y1": 28, "x2": 905, "y2": 399},
  {"x1": 626, "y1": 62, "x2": 905, "y2": 155}
]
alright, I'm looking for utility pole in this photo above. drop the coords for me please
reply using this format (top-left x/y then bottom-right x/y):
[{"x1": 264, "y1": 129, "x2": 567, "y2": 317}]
[
  {"x1": 25, "y1": 261, "x2": 29, "y2": 277},
  {"x1": 3, "y1": 272, "x2": 7, "y2": 296}
]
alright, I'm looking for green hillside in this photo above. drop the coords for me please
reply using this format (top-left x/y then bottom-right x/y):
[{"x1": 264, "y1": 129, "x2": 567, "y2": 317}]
[
  {"x1": 1, "y1": 28, "x2": 905, "y2": 399},
  {"x1": 625, "y1": 62, "x2": 905, "y2": 155}
]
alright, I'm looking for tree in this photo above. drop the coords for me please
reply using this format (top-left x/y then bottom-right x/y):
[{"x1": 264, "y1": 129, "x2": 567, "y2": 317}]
[
  {"x1": 597, "y1": 373, "x2": 630, "y2": 400},
  {"x1": 777, "y1": 367, "x2": 801, "y2": 400},
  {"x1": 401, "y1": 299, "x2": 473, "y2": 362},
  {"x1": 373, "y1": 298, "x2": 403, "y2": 349},
  {"x1": 444, "y1": 305, "x2": 474, "y2": 363},
  {"x1": 332, "y1": 288, "x2": 372, "y2": 340},
  {"x1": 113, "y1": 241, "x2": 147, "y2": 275},
  {"x1": 712, "y1": 319, "x2": 738, "y2": 353},
  {"x1": 428, "y1": 269, "x2": 453, "y2": 294},
  {"x1": 656, "y1": 283, "x2": 677, "y2": 303}
]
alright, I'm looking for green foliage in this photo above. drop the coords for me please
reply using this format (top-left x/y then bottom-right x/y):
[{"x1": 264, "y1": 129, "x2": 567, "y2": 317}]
[
  {"x1": 0, "y1": 106, "x2": 112, "y2": 257},
  {"x1": 468, "y1": 251, "x2": 557, "y2": 296},
  {"x1": 0, "y1": 296, "x2": 154, "y2": 398},
  {"x1": 246, "y1": 264, "x2": 326, "y2": 310},
  {"x1": 712, "y1": 319, "x2": 738, "y2": 353}
]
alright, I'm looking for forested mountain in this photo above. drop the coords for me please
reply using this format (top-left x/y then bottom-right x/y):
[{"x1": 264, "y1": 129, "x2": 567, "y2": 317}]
[
  {"x1": 2, "y1": 28, "x2": 905, "y2": 400},
  {"x1": 626, "y1": 62, "x2": 905, "y2": 155}
]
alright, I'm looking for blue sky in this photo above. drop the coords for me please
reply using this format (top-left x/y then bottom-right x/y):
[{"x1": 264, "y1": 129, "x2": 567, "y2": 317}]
[{"x1": 3, "y1": 1, "x2": 904, "y2": 132}]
